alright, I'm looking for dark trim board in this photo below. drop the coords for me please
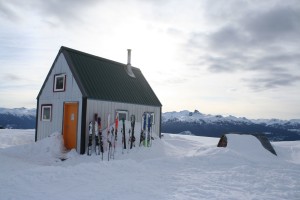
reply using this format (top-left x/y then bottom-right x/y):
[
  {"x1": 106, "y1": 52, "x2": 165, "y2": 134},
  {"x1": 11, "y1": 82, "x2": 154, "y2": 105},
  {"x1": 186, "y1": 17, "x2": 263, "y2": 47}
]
[
  {"x1": 159, "y1": 106, "x2": 162, "y2": 138},
  {"x1": 80, "y1": 97, "x2": 87, "y2": 154},
  {"x1": 35, "y1": 99, "x2": 39, "y2": 142}
]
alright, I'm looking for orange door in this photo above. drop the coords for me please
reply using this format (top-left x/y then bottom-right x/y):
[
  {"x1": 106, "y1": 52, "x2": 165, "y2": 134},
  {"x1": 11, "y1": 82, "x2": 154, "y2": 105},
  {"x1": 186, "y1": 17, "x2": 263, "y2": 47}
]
[{"x1": 63, "y1": 102, "x2": 78, "y2": 150}]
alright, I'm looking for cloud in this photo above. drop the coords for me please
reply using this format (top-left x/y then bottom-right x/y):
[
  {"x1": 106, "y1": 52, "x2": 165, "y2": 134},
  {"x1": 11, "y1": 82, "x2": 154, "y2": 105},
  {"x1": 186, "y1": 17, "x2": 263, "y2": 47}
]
[
  {"x1": 243, "y1": 73, "x2": 300, "y2": 91},
  {"x1": 0, "y1": 0, "x2": 19, "y2": 21},
  {"x1": 244, "y1": 6, "x2": 300, "y2": 43},
  {"x1": 4, "y1": 73, "x2": 22, "y2": 81},
  {"x1": 0, "y1": 0, "x2": 99, "y2": 26},
  {"x1": 186, "y1": 0, "x2": 300, "y2": 90}
]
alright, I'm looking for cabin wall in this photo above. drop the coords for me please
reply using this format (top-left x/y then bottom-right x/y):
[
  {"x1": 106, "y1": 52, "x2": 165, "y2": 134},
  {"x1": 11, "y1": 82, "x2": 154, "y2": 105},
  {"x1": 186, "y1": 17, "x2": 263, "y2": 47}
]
[
  {"x1": 85, "y1": 99, "x2": 161, "y2": 150},
  {"x1": 37, "y1": 53, "x2": 82, "y2": 152}
]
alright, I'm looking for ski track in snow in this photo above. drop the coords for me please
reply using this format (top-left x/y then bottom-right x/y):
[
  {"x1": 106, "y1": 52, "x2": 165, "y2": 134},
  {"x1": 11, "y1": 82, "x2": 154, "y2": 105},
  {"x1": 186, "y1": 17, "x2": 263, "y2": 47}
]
[{"x1": 0, "y1": 129, "x2": 300, "y2": 200}]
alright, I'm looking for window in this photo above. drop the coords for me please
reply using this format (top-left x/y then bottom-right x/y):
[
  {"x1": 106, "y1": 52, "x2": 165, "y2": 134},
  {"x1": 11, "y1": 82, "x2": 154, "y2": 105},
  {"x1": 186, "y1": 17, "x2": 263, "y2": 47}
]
[
  {"x1": 41, "y1": 105, "x2": 52, "y2": 121},
  {"x1": 144, "y1": 112, "x2": 155, "y2": 125},
  {"x1": 54, "y1": 74, "x2": 66, "y2": 92},
  {"x1": 150, "y1": 113, "x2": 155, "y2": 125},
  {"x1": 116, "y1": 110, "x2": 128, "y2": 121}
]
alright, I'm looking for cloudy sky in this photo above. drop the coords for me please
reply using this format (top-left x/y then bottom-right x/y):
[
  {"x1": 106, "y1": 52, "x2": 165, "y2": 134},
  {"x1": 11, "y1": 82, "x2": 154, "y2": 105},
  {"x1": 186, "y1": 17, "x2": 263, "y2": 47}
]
[{"x1": 1, "y1": 0, "x2": 299, "y2": 119}]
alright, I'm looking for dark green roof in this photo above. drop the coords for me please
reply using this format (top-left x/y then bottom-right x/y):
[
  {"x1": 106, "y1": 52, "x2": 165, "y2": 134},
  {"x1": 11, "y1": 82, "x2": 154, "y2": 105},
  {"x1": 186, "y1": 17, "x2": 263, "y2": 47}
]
[{"x1": 56, "y1": 46, "x2": 161, "y2": 106}]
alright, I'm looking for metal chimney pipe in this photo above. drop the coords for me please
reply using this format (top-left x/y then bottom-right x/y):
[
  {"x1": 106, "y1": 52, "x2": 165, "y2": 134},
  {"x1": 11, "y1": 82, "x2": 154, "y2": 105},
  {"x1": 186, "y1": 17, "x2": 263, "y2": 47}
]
[
  {"x1": 126, "y1": 49, "x2": 135, "y2": 78},
  {"x1": 127, "y1": 49, "x2": 131, "y2": 65}
]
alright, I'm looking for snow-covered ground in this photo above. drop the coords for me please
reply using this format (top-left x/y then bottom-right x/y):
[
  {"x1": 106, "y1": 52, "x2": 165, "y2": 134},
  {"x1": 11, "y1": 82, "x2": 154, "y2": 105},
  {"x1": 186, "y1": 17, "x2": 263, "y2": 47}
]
[{"x1": 1, "y1": 129, "x2": 300, "y2": 200}]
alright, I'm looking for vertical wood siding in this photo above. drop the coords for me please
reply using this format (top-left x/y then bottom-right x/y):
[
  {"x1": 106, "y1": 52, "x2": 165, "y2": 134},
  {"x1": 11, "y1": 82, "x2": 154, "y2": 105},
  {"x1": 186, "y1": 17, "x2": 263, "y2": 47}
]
[
  {"x1": 37, "y1": 53, "x2": 82, "y2": 152},
  {"x1": 85, "y1": 99, "x2": 161, "y2": 150}
]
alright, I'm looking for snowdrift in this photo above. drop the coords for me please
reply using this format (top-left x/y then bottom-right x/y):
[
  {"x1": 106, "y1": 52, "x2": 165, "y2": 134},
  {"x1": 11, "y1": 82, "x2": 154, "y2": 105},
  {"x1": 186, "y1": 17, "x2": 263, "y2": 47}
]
[
  {"x1": 218, "y1": 133, "x2": 277, "y2": 155},
  {"x1": 1, "y1": 130, "x2": 300, "y2": 200}
]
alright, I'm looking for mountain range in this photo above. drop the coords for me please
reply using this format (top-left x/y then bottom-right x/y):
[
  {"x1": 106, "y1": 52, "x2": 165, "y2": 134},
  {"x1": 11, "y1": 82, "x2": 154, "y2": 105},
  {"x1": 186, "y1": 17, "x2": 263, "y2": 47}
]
[
  {"x1": 1, "y1": 108, "x2": 300, "y2": 141},
  {"x1": 162, "y1": 110, "x2": 300, "y2": 141},
  {"x1": 0, "y1": 108, "x2": 36, "y2": 129}
]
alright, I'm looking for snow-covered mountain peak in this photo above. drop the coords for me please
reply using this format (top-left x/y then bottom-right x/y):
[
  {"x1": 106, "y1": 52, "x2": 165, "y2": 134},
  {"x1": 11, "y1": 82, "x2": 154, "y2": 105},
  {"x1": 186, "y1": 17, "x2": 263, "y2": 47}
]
[
  {"x1": 163, "y1": 110, "x2": 300, "y2": 126},
  {"x1": 162, "y1": 110, "x2": 253, "y2": 124},
  {"x1": 0, "y1": 107, "x2": 36, "y2": 117}
]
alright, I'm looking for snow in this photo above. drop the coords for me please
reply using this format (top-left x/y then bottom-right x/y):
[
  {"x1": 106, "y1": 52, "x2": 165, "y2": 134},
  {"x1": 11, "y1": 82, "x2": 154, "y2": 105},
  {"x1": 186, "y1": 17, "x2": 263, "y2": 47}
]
[{"x1": 1, "y1": 129, "x2": 300, "y2": 199}]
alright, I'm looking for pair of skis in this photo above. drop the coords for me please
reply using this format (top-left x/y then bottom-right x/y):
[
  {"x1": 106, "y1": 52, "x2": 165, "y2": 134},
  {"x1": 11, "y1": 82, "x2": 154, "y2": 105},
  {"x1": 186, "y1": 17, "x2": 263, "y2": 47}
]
[
  {"x1": 87, "y1": 113, "x2": 112, "y2": 161},
  {"x1": 107, "y1": 113, "x2": 119, "y2": 161},
  {"x1": 121, "y1": 115, "x2": 136, "y2": 154},
  {"x1": 129, "y1": 115, "x2": 136, "y2": 149},
  {"x1": 87, "y1": 113, "x2": 104, "y2": 158},
  {"x1": 139, "y1": 113, "x2": 152, "y2": 147}
]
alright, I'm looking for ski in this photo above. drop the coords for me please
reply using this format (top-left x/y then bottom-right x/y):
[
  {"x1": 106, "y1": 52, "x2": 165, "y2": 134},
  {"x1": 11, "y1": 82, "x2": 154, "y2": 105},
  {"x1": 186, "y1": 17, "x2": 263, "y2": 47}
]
[
  {"x1": 144, "y1": 113, "x2": 148, "y2": 147},
  {"x1": 113, "y1": 113, "x2": 119, "y2": 158},
  {"x1": 94, "y1": 113, "x2": 100, "y2": 155},
  {"x1": 147, "y1": 114, "x2": 152, "y2": 147},
  {"x1": 122, "y1": 117, "x2": 126, "y2": 153},
  {"x1": 130, "y1": 114, "x2": 136, "y2": 149},
  {"x1": 107, "y1": 114, "x2": 112, "y2": 161},
  {"x1": 87, "y1": 120, "x2": 93, "y2": 155},
  {"x1": 110, "y1": 126, "x2": 114, "y2": 159},
  {"x1": 139, "y1": 113, "x2": 146, "y2": 147},
  {"x1": 127, "y1": 128, "x2": 131, "y2": 153},
  {"x1": 97, "y1": 117, "x2": 104, "y2": 160}
]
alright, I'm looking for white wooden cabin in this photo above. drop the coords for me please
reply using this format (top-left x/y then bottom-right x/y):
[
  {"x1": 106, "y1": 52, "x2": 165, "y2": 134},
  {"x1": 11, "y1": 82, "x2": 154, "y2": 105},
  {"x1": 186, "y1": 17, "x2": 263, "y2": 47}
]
[{"x1": 36, "y1": 47, "x2": 162, "y2": 154}]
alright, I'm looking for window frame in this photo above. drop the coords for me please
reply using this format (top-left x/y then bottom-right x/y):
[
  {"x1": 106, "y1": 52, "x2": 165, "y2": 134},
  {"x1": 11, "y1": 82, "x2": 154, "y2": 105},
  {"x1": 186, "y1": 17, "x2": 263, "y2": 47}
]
[
  {"x1": 116, "y1": 110, "x2": 128, "y2": 121},
  {"x1": 41, "y1": 104, "x2": 52, "y2": 121},
  {"x1": 145, "y1": 112, "x2": 155, "y2": 125},
  {"x1": 53, "y1": 74, "x2": 66, "y2": 92},
  {"x1": 150, "y1": 113, "x2": 155, "y2": 125}
]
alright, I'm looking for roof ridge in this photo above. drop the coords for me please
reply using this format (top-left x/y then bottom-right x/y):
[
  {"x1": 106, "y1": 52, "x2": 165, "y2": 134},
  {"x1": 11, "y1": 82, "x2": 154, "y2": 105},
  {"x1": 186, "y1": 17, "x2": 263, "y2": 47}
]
[{"x1": 60, "y1": 46, "x2": 140, "y2": 71}]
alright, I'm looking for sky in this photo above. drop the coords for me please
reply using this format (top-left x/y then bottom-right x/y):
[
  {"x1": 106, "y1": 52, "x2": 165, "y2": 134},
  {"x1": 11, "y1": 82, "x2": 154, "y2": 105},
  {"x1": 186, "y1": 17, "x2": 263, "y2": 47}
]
[{"x1": 0, "y1": 0, "x2": 300, "y2": 119}]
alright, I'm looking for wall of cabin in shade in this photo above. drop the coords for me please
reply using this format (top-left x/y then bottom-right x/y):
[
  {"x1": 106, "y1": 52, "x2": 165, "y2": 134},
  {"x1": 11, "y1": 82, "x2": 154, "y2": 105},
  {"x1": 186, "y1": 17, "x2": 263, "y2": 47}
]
[
  {"x1": 85, "y1": 99, "x2": 161, "y2": 151},
  {"x1": 37, "y1": 53, "x2": 83, "y2": 152}
]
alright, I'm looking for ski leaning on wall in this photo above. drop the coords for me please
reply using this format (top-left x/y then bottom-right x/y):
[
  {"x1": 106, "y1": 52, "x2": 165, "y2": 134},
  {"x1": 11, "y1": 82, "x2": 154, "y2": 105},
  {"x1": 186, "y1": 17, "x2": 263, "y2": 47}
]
[
  {"x1": 113, "y1": 113, "x2": 119, "y2": 158},
  {"x1": 87, "y1": 121, "x2": 93, "y2": 156},
  {"x1": 122, "y1": 118, "x2": 126, "y2": 154},
  {"x1": 139, "y1": 113, "x2": 146, "y2": 147},
  {"x1": 107, "y1": 113, "x2": 112, "y2": 161},
  {"x1": 97, "y1": 117, "x2": 104, "y2": 160},
  {"x1": 87, "y1": 113, "x2": 100, "y2": 156},
  {"x1": 130, "y1": 115, "x2": 136, "y2": 149},
  {"x1": 94, "y1": 113, "x2": 100, "y2": 155},
  {"x1": 139, "y1": 112, "x2": 153, "y2": 147},
  {"x1": 147, "y1": 113, "x2": 153, "y2": 147}
]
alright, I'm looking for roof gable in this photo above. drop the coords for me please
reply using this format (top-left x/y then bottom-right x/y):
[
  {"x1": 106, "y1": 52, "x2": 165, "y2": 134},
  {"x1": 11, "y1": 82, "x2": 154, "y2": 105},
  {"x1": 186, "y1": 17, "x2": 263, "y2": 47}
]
[{"x1": 59, "y1": 46, "x2": 162, "y2": 106}]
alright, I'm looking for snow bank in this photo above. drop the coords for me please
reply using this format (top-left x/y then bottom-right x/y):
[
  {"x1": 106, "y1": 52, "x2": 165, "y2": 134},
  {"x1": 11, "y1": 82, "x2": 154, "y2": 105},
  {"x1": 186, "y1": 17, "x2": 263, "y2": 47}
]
[
  {"x1": 0, "y1": 129, "x2": 34, "y2": 148},
  {"x1": 1, "y1": 131, "x2": 300, "y2": 200},
  {"x1": 225, "y1": 134, "x2": 277, "y2": 162},
  {"x1": 2, "y1": 131, "x2": 68, "y2": 164},
  {"x1": 273, "y1": 141, "x2": 300, "y2": 164}
]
